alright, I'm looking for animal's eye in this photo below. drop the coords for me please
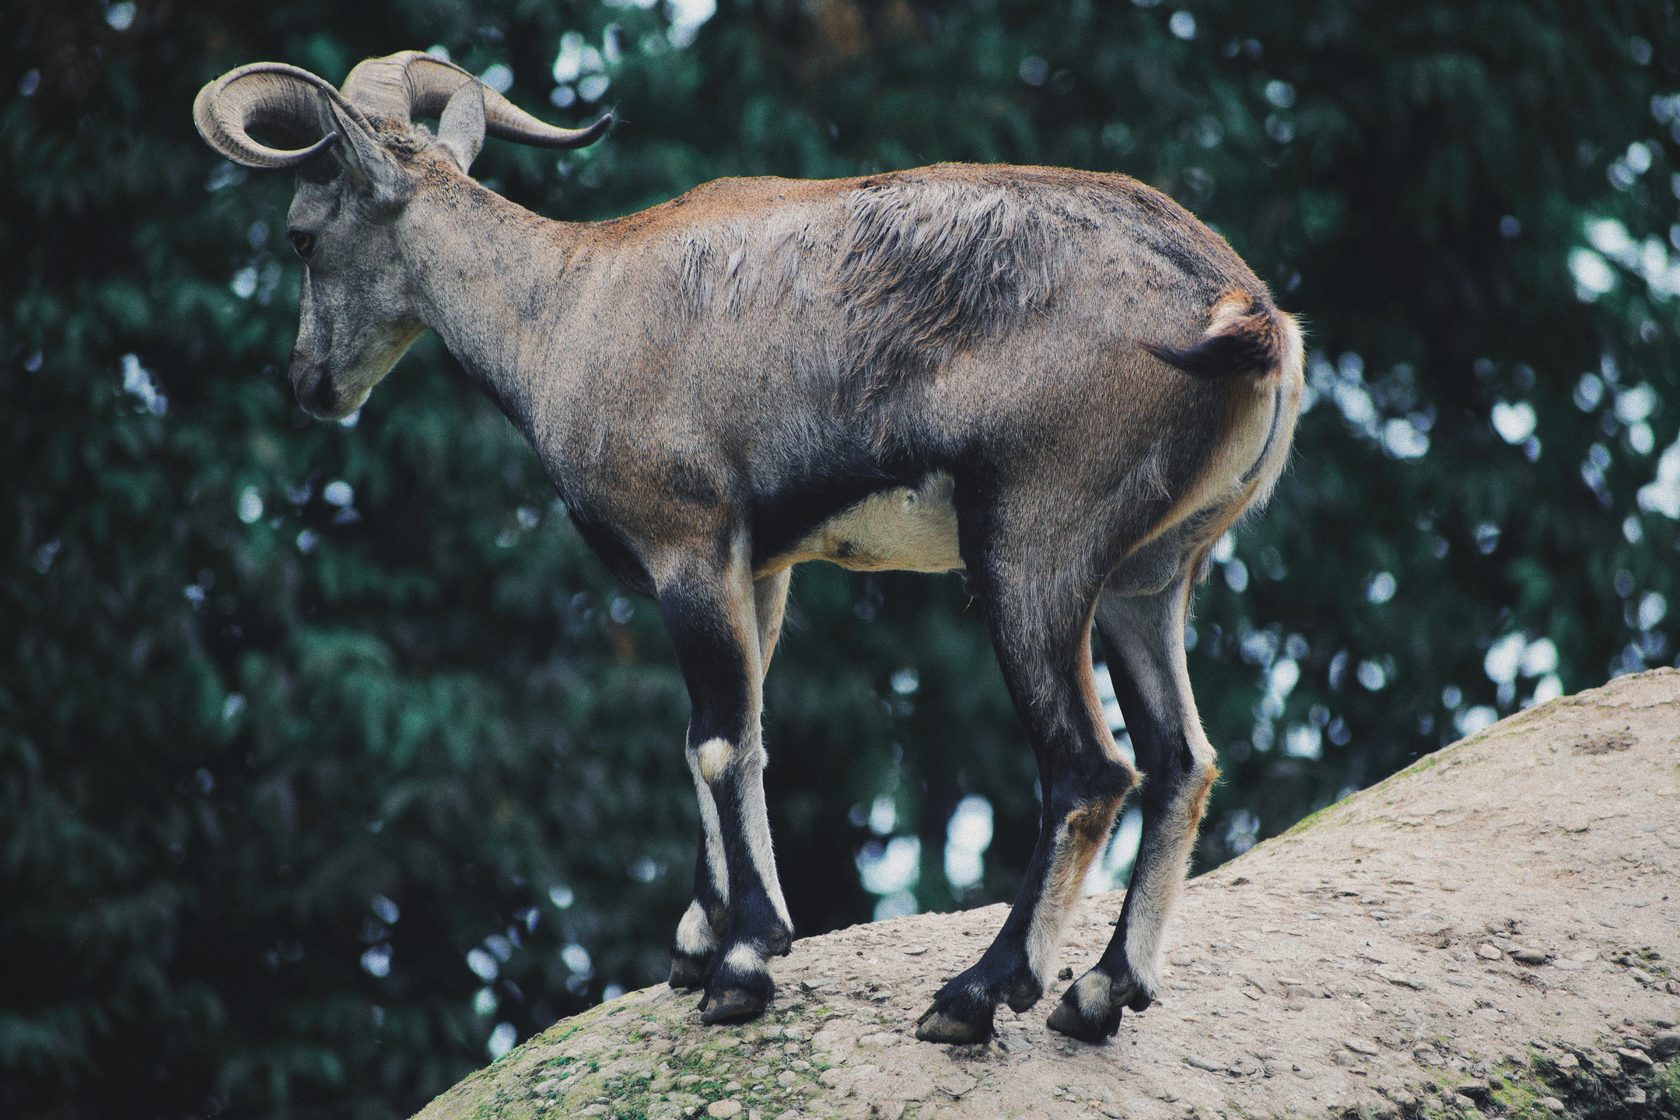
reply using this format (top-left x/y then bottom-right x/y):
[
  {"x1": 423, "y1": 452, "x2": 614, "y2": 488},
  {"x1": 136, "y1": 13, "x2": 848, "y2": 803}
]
[{"x1": 287, "y1": 229, "x2": 316, "y2": 260}]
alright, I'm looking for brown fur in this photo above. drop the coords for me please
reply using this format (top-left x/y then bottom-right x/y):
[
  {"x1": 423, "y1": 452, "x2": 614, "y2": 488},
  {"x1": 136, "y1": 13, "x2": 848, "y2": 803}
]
[{"x1": 1184, "y1": 760, "x2": 1219, "y2": 836}]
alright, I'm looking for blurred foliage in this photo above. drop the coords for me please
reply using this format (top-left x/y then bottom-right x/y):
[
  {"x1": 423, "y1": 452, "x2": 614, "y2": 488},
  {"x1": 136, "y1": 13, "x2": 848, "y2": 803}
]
[{"x1": 4, "y1": 0, "x2": 1678, "y2": 1117}]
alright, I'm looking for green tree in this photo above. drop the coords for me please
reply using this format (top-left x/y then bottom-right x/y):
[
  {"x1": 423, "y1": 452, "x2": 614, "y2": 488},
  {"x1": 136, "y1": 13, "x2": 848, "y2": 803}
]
[{"x1": 4, "y1": 2, "x2": 1676, "y2": 1118}]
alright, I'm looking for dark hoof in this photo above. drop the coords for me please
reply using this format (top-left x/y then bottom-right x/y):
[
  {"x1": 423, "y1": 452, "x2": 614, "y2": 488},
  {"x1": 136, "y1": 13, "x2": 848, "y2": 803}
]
[
  {"x1": 699, "y1": 959, "x2": 773, "y2": 1025},
  {"x1": 669, "y1": 951, "x2": 708, "y2": 990},
  {"x1": 1045, "y1": 969, "x2": 1149, "y2": 1042},
  {"x1": 1045, "y1": 986, "x2": 1120, "y2": 1042},
  {"x1": 914, "y1": 975, "x2": 998, "y2": 1044},
  {"x1": 700, "y1": 982, "x2": 771, "y2": 1025},
  {"x1": 914, "y1": 1004, "x2": 994, "y2": 1044},
  {"x1": 1004, "y1": 971, "x2": 1044, "y2": 1014}
]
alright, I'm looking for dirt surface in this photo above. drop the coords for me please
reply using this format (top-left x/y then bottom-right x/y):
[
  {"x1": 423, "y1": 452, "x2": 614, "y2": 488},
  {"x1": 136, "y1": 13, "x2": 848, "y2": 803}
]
[{"x1": 413, "y1": 669, "x2": 1680, "y2": 1120}]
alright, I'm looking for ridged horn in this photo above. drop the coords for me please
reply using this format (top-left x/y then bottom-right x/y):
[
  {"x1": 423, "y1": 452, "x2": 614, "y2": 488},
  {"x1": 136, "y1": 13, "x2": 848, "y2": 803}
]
[
  {"x1": 194, "y1": 62, "x2": 376, "y2": 169},
  {"x1": 342, "y1": 50, "x2": 612, "y2": 150}
]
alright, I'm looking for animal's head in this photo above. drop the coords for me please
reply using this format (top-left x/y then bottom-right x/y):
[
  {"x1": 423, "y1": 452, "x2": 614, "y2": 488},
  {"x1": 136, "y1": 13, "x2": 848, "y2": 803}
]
[{"x1": 194, "y1": 51, "x2": 610, "y2": 419}]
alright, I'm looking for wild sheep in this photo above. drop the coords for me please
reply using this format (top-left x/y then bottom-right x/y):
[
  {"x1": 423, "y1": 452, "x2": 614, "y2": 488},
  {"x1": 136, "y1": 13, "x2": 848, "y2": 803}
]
[{"x1": 195, "y1": 50, "x2": 1303, "y2": 1044}]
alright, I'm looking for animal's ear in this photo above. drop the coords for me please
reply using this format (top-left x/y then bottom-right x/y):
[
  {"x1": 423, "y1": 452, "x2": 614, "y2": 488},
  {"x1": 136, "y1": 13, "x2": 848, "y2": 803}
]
[
  {"x1": 437, "y1": 82, "x2": 486, "y2": 174},
  {"x1": 326, "y1": 100, "x2": 415, "y2": 214}
]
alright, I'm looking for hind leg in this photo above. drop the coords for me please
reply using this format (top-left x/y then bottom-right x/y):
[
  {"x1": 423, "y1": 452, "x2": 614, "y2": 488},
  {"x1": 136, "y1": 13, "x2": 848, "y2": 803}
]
[
  {"x1": 669, "y1": 569, "x2": 792, "y2": 990},
  {"x1": 1047, "y1": 574, "x2": 1218, "y2": 1040},
  {"x1": 915, "y1": 544, "x2": 1137, "y2": 1044}
]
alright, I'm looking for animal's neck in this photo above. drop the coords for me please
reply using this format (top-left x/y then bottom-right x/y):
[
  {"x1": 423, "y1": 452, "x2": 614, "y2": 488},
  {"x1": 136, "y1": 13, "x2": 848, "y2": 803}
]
[{"x1": 401, "y1": 178, "x2": 589, "y2": 441}]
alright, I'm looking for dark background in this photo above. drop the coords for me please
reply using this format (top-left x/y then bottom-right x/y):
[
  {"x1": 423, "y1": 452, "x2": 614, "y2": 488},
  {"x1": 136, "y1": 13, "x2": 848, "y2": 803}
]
[{"x1": 5, "y1": 1, "x2": 1678, "y2": 1117}]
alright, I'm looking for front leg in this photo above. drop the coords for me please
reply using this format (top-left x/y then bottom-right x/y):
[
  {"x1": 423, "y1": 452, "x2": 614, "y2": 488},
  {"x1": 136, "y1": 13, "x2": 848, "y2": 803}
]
[
  {"x1": 669, "y1": 569, "x2": 791, "y2": 992},
  {"x1": 658, "y1": 545, "x2": 793, "y2": 1023}
]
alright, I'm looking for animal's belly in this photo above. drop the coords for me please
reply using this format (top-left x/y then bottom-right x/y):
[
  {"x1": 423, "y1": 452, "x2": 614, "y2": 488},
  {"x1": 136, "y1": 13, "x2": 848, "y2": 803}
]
[{"x1": 758, "y1": 472, "x2": 964, "y2": 576}]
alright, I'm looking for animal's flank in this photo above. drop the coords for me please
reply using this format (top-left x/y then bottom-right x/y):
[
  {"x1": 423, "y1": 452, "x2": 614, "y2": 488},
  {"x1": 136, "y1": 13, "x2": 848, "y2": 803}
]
[
  {"x1": 834, "y1": 175, "x2": 1059, "y2": 400},
  {"x1": 1143, "y1": 290, "x2": 1294, "y2": 380}
]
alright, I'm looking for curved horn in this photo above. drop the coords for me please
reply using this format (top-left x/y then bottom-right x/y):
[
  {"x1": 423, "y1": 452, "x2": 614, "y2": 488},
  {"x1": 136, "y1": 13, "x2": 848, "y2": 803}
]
[
  {"x1": 194, "y1": 62, "x2": 375, "y2": 169},
  {"x1": 342, "y1": 50, "x2": 612, "y2": 150}
]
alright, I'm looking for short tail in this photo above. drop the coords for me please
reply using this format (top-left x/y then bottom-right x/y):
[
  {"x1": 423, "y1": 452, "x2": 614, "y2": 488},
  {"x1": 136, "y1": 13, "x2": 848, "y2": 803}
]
[{"x1": 1143, "y1": 290, "x2": 1296, "y2": 380}]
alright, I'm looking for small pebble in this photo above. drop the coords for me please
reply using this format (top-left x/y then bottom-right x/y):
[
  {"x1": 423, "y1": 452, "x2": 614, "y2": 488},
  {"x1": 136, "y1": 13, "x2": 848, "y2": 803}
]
[
  {"x1": 941, "y1": 1072, "x2": 979, "y2": 1098},
  {"x1": 706, "y1": 1102, "x2": 743, "y2": 1120},
  {"x1": 1512, "y1": 948, "x2": 1549, "y2": 965},
  {"x1": 1476, "y1": 944, "x2": 1503, "y2": 961},
  {"x1": 1624, "y1": 1087, "x2": 1648, "y2": 1106},
  {"x1": 1345, "y1": 1038, "x2": 1380, "y2": 1056},
  {"x1": 1541, "y1": 1098, "x2": 1565, "y2": 1113},
  {"x1": 1653, "y1": 1030, "x2": 1680, "y2": 1057}
]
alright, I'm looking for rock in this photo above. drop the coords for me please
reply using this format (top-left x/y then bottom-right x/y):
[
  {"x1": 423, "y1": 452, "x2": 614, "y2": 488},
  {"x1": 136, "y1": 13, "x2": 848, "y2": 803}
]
[
  {"x1": 1624, "y1": 1087, "x2": 1648, "y2": 1106},
  {"x1": 706, "y1": 1102, "x2": 743, "y2": 1119},
  {"x1": 1616, "y1": 1047, "x2": 1653, "y2": 1069},
  {"x1": 1541, "y1": 1098, "x2": 1565, "y2": 1113},
  {"x1": 406, "y1": 669, "x2": 1680, "y2": 1120},
  {"x1": 1512, "y1": 947, "x2": 1549, "y2": 965}
]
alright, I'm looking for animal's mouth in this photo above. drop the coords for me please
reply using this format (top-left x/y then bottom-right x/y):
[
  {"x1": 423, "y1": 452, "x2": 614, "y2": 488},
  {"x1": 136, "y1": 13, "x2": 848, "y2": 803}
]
[{"x1": 293, "y1": 366, "x2": 345, "y2": 419}]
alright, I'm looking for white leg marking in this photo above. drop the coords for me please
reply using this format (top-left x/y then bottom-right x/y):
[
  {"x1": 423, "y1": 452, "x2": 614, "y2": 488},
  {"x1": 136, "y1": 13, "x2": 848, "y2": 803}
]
[
  {"x1": 675, "y1": 900, "x2": 716, "y2": 956},
  {"x1": 1026, "y1": 794, "x2": 1123, "y2": 988},
  {"x1": 1024, "y1": 831, "x2": 1073, "y2": 986},
  {"x1": 723, "y1": 942, "x2": 765, "y2": 975},
  {"x1": 688, "y1": 751, "x2": 729, "y2": 906},
  {"x1": 734, "y1": 739, "x2": 792, "y2": 931},
  {"x1": 1070, "y1": 970, "x2": 1113, "y2": 1015},
  {"x1": 696, "y1": 737, "x2": 734, "y2": 783},
  {"x1": 1124, "y1": 755, "x2": 1216, "y2": 994}
]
